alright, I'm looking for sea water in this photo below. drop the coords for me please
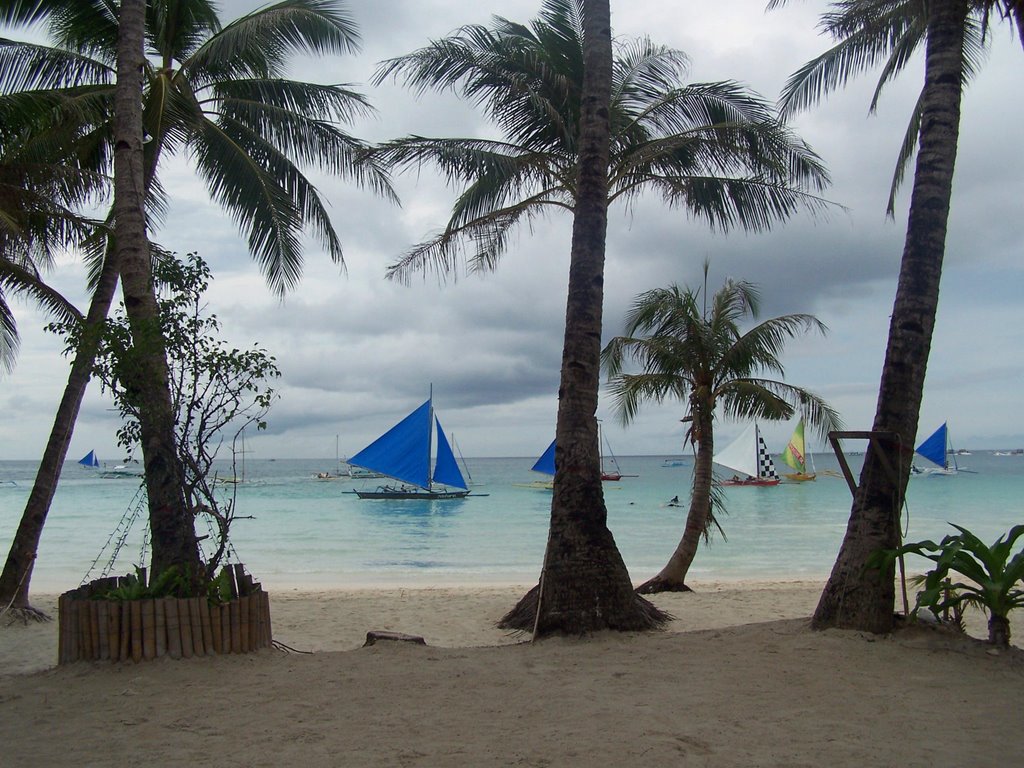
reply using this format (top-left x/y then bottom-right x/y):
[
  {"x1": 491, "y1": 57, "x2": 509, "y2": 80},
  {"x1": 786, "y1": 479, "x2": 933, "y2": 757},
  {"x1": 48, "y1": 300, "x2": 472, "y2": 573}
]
[{"x1": 1, "y1": 453, "x2": 1021, "y2": 593}]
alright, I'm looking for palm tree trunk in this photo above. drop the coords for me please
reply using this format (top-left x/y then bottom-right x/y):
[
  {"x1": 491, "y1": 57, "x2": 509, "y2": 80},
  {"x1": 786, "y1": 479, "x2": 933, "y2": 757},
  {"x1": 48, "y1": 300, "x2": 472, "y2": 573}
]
[
  {"x1": 813, "y1": 0, "x2": 967, "y2": 633},
  {"x1": 499, "y1": 0, "x2": 666, "y2": 635},
  {"x1": 637, "y1": 413, "x2": 715, "y2": 593},
  {"x1": 113, "y1": 0, "x2": 199, "y2": 583},
  {"x1": 0, "y1": 252, "x2": 119, "y2": 616}
]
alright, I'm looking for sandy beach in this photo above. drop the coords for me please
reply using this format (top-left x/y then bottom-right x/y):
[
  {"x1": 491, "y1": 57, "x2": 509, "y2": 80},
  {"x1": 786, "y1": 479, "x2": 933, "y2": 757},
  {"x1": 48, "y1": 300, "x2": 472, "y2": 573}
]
[{"x1": 3, "y1": 580, "x2": 1023, "y2": 767}]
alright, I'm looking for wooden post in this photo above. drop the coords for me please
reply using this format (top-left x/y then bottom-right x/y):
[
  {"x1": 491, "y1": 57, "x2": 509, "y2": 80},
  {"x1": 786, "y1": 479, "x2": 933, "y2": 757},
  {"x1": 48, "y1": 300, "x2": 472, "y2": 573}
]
[
  {"x1": 210, "y1": 604, "x2": 223, "y2": 654},
  {"x1": 239, "y1": 594, "x2": 250, "y2": 653},
  {"x1": 78, "y1": 601, "x2": 92, "y2": 660},
  {"x1": 108, "y1": 602, "x2": 121, "y2": 662},
  {"x1": 130, "y1": 600, "x2": 143, "y2": 663},
  {"x1": 119, "y1": 602, "x2": 131, "y2": 662},
  {"x1": 230, "y1": 599, "x2": 241, "y2": 653},
  {"x1": 179, "y1": 598, "x2": 194, "y2": 659},
  {"x1": 142, "y1": 600, "x2": 157, "y2": 660},
  {"x1": 97, "y1": 602, "x2": 110, "y2": 661},
  {"x1": 164, "y1": 598, "x2": 182, "y2": 660},
  {"x1": 221, "y1": 602, "x2": 232, "y2": 654},
  {"x1": 154, "y1": 597, "x2": 166, "y2": 658},
  {"x1": 198, "y1": 598, "x2": 215, "y2": 655},
  {"x1": 189, "y1": 598, "x2": 205, "y2": 657}
]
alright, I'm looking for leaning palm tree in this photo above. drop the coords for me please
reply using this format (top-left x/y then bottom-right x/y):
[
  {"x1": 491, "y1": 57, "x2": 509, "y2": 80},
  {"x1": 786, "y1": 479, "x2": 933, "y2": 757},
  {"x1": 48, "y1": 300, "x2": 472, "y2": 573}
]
[
  {"x1": 371, "y1": 0, "x2": 831, "y2": 283},
  {"x1": 0, "y1": 0, "x2": 393, "y2": 617},
  {"x1": 768, "y1": 0, "x2": 1024, "y2": 633},
  {"x1": 603, "y1": 271, "x2": 842, "y2": 592}
]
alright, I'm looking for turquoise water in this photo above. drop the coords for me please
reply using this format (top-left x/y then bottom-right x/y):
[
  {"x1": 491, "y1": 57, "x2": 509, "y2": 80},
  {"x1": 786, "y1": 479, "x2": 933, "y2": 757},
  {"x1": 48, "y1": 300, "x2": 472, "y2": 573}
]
[{"x1": 1, "y1": 453, "x2": 1022, "y2": 592}]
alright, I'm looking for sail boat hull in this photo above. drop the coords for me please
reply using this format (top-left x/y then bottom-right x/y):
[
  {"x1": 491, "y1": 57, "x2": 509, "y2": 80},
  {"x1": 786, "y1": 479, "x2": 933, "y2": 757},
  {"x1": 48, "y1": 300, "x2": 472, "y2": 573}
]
[
  {"x1": 352, "y1": 485, "x2": 471, "y2": 499},
  {"x1": 720, "y1": 476, "x2": 780, "y2": 487}
]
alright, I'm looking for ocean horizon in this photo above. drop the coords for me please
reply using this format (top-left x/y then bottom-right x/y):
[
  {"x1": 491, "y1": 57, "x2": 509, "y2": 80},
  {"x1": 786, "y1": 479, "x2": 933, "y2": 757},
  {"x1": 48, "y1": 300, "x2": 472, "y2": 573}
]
[{"x1": 2, "y1": 451, "x2": 1022, "y2": 594}]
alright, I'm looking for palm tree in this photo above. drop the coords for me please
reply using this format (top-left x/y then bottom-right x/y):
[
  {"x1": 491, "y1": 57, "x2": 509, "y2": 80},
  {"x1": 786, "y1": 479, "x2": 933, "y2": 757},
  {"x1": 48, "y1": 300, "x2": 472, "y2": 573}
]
[
  {"x1": 112, "y1": 0, "x2": 198, "y2": 582},
  {"x1": 602, "y1": 270, "x2": 842, "y2": 592},
  {"x1": 0, "y1": 0, "x2": 393, "y2": 616},
  {"x1": 769, "y1": 0, "x2": 1023, "y2": 633},
  {"x1": 371, "y1": 0, "x2": 831, "y2": 283},
  {"x1": 497, "y1": 0, "x2": 667, "y2": 635}
]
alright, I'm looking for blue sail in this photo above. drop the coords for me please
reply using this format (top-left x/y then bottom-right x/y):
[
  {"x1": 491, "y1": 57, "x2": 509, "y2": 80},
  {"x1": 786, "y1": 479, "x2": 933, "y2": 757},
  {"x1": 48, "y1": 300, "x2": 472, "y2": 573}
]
[
  {"x1": 915, "y1": 423, "x2": 948, "y2": 468},
  {"x1": 532, "y1": 439, "x2": 556, "y2": 475},
  {"x1": 78, "y1": 450, "x2": 99, "y2": 468},
  {"x1": 348, "y1": 400, "x2": 432, "y2": 488},
  {"x1": 432, "y1": 417, "x2": 467, "y2": 489}
]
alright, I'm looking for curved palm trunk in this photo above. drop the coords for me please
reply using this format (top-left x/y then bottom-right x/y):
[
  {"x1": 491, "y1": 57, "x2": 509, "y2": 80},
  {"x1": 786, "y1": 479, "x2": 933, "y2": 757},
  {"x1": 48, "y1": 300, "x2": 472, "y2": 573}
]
[
  {"x1": 499, "y1": 0, "x2": 666, "y2": 635},
  {"x1": 813, "y1": 1, "x2": 966, "y2": 633},
  {"x1": 114, "y1": 0, "x2": 199, "y2": 582},
  {"x1": 637, "y1": 414, "x2": 715, "y2": 593},
  {"x1": 0, "y1": 253, "x2": 119, "y2": 616}
]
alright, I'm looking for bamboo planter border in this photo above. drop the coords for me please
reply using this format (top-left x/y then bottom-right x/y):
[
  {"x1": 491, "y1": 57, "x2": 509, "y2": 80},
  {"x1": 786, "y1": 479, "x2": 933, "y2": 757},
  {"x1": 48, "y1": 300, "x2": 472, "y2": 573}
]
[{"x1": 57, "y1": 565, "x2": 272, "y2": 665}]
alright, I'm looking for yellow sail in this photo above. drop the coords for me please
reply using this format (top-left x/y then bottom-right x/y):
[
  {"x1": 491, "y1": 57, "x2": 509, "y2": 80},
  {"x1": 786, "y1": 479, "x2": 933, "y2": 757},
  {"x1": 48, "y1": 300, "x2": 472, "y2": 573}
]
[{"x1": 782, "y1": 419, "x2": 815, "y2": 482}]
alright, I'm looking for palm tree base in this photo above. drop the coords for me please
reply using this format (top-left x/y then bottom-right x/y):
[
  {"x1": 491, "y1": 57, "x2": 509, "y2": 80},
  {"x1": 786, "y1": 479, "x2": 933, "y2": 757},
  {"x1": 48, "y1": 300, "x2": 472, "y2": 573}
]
[
  {"x1": 1, "y1": 604, "x2": 52, "y2": 624},
  {"x1": 635, "y1": 575, "x2": 693, "y2": 594},
  {"x1": 497, "y1": 583, "x2": 670, "y2": 635}
]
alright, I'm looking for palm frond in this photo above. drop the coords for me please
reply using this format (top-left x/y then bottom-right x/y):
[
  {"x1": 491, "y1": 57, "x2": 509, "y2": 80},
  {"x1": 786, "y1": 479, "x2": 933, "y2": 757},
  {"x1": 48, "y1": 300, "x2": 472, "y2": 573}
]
[
  {"x1": 187, "y1": 0, "x2": 360, "y2": 82},
  {"x1": 0, "y1": 38, "x2": 112, "y2": 93}
]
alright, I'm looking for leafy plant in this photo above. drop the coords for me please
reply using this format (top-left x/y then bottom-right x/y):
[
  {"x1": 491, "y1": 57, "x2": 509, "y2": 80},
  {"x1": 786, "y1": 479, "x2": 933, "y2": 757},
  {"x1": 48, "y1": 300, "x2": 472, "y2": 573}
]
[
  {"x1": 97, "y1": 566, "x2": 190, "y2": 602},
  {"x1": 874, "y1": 524, "x2": 1024, "y2": 648},
  {"x1": 51, "y1": 253, "x2": 280, "y2": 582}
]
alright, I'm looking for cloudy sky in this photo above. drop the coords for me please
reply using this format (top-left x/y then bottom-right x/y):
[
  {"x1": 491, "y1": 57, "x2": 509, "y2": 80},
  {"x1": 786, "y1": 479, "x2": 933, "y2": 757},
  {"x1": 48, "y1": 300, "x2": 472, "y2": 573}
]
[{"x1": 2, "y1": 0, "x2": 1022, "y2": 462}]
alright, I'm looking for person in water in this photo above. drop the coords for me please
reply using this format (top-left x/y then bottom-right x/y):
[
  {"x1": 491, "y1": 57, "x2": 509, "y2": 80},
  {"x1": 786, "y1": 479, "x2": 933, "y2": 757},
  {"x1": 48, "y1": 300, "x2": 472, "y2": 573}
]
[{"x1": 668, "y1": 495, "x2": 679, "y2": 505}]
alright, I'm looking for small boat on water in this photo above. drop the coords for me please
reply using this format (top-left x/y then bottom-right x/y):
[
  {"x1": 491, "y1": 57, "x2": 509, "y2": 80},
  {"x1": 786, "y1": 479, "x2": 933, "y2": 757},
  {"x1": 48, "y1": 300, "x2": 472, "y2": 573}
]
[
  {"x1": 345, "y1": 393, "x2": 482, "y2": 499},
  {"x1": 780, "y1": 418, "x2": 815, "y2": 482},
  {"x1": 78, "y1": 450, "x2": 100, "y2": 469},
  {"x1": 912, "y1": 422, "x2": 974, "y2": 475},
  {"x1": 513, "y1": 440, "x2": 555, "y2": 490},
  {"x1": 714, "y1": 423, "x2": 780, "y2": 486}
]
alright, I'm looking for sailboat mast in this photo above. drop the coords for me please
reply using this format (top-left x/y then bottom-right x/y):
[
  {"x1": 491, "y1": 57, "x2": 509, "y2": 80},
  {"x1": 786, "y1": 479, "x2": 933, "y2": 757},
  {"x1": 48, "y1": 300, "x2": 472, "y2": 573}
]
[{"x1": 427, "y1": 385, "x2": 434, "y2": 487}]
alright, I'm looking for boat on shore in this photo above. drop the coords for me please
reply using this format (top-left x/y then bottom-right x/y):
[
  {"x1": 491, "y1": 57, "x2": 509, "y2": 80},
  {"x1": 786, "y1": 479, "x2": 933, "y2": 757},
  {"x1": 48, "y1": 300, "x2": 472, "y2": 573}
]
[{"x1": 714, "y1": 423, "x2": 780, "y2": 487}]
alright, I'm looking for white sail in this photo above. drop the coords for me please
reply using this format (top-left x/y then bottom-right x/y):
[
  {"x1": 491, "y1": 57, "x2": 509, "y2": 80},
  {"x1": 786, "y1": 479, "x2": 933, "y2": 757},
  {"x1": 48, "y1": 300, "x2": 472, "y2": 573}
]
[{"x1": 713, "y1": 423, "x2": 759, "y2": 477}]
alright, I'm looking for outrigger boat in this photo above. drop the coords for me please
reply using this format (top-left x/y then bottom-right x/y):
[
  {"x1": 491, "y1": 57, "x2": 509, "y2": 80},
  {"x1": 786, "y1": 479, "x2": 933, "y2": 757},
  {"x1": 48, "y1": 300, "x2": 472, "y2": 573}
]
[
  {"x1": 780, "y1": 418, "x2": 816, "y2": 482},
  {"x1": 713, "y1": 423, "x2": 781, "y2": 486},
  {"x1": 345, "y1": 393, "x2": 482, "y2": 499}
]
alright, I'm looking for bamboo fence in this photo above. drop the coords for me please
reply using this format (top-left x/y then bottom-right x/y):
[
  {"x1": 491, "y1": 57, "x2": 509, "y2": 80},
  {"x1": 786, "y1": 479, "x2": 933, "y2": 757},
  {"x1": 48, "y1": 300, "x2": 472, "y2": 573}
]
[{"x1": 57, "y1": 564, "x2": 271, "y2": 664}]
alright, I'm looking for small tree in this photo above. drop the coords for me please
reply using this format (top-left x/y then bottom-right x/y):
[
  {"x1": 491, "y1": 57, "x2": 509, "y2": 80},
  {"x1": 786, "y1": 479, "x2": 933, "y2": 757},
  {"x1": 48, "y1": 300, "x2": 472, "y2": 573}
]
[
  {"x1": 603, "y1": 269, "x2": 842, "y2": 592},
  {"x1": 874, "y1": 524, "x2": 1024, "y2": 648},
  {"x1": 52, "y1": 253, "x2": 280, "y2": 580}
]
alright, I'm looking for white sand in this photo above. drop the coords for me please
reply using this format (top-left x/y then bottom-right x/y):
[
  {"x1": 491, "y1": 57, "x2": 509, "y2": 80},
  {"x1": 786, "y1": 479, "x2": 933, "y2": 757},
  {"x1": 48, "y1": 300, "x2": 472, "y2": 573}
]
[{"x1": 3, "y1": 580, "x2": 1023, "y2": 767}]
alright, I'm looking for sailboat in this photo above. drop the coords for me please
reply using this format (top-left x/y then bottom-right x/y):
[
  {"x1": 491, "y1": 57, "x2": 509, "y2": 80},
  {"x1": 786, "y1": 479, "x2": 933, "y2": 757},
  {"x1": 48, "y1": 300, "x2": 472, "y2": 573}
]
[
  {"x1": 78, "y1": 450, "x2": 100, "y2": 469},
  {"x1": 780, "y1": 419, "x2": 816, "y2": 482},
  {"x1": 514, "y1": 439, "x2": 556, "y2": 490},
  {"x1": 599, "y1": 422, "x2": 637, "y2": 481},
  {"x1": 913, "y1": 422, "x2": 971, "y2": 475},
  {"x1": 346, "y1": 395, "x2": 477, "y2": 499},
  {"x1": 714, "y1": 423, "x2": 780, "y2": 486}
]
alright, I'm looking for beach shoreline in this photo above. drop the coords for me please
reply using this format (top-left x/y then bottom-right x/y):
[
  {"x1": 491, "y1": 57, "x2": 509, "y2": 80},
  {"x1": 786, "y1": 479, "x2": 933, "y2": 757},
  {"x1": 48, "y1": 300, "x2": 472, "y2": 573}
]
[
  {"x1": 3, "y1": 578, "x2": 1019, "y2": 676},
  {"x1": 3, "y1": 580, "x2": 1023, "y2": 767}
]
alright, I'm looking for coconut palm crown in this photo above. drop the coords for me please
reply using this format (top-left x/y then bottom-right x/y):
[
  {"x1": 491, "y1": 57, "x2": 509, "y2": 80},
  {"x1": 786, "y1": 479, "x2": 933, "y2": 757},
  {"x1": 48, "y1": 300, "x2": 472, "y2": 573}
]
[
  {"x1": 769, "y1": 0, "x2": 1024, "y2": 214},
  {"x1": 602, "y1": 270, "x2": 843, "y2": 591},
  {"x1": 0, "y1": 0, "x2": 395, "y2": 294},
  {"x1": 371, "y1": 0, "x2": 831, "y2": 282}
]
